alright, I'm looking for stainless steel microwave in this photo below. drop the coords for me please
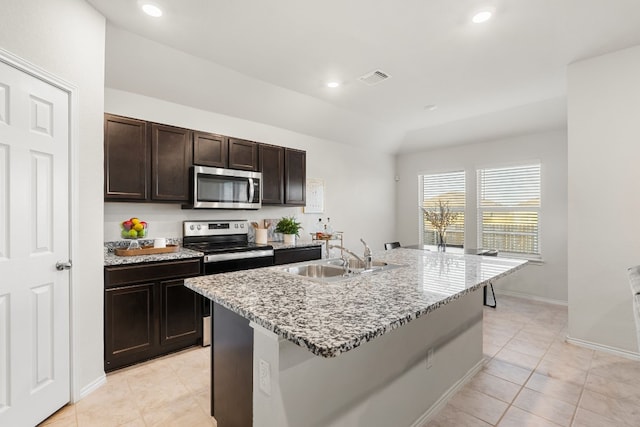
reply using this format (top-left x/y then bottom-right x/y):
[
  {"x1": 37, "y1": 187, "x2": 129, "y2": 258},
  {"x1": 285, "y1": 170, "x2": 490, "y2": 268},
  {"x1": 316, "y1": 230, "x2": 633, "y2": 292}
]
[{"x1": 185, "y1": 166, "x2": 262, "y2": 209}]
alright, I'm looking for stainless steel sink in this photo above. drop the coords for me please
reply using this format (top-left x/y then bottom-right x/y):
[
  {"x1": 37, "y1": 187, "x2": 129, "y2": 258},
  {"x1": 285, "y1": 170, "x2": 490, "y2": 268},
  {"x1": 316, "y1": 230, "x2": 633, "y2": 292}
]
[
  {"x1": 327, "y1": 259, "x2": 390, "y2": 271},
  {"x1": 282, "y1": 258, "x2": 404, "y2": 282},
  {"x1": 283, "y1": 263, "x2": 348, "y2": 280}
]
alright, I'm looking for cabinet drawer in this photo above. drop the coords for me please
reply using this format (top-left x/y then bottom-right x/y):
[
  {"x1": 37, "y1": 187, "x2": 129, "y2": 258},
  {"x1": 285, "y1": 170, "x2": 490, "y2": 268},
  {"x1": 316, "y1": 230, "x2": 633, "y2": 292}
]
[
  {"x1": 274, "y1": 246, "x2": 322, "y2": 265},
  {"x1": 105, "y1": 259, "x2": 201, "y2": 288}
]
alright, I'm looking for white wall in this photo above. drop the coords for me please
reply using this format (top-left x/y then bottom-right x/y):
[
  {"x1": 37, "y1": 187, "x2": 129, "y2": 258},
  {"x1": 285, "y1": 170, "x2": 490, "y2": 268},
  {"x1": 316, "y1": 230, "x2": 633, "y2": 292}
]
[
  {"x1": 0, "y1": 0, "x2": 106, "y2": 400},
  {"x1": 396, "y1": 130, "x2": 568, "y2": 303},
  {"x1": 568, "y1": 45, "x2": 640, "y2": 354},
  {"x1": 103, "y1": 88, "x2": 396, "y2": 253}
]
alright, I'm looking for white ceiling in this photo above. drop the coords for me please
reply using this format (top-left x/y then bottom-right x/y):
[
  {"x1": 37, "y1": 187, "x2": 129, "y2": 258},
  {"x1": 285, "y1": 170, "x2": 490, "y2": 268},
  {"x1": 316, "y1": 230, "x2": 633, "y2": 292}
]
[{"x1": 87, "y1": 0, "x2": 640, "y2": 153}]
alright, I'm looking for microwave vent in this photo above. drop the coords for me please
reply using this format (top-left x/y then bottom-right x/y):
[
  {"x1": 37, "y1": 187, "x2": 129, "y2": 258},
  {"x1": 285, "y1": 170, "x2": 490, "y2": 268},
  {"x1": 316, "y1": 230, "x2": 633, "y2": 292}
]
[{"x1": 358, "y1": 70, "x2": 391, "y2": 86}]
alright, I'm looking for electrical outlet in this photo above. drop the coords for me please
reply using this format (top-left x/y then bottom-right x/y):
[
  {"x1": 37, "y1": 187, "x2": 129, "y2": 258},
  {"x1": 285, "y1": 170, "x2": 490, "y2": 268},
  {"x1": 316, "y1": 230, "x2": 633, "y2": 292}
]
[
  {"x1": 259, "y1": 359, "x2": 271, "y2": 395},
  {"x1": 426, "y1": 348, "x2": 434, "y2": 369}
]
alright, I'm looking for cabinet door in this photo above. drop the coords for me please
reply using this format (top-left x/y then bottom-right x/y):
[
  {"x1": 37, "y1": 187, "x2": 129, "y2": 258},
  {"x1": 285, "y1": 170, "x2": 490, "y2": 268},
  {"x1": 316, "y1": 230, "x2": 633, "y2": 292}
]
[
  {"x1": 151, "y1": 123, "x2": 192, "y2": 201},
  {"x1": 193, "y1": 131, "x2": 228, "y2": 168},
  {"x1": 228, "y1": 137, "x2": 258, "y2": 171},
  {"x1": 104, "y1": 283, "x2": 159, "y2": 372},
  {"x1": 160, "y1": 280, "x2": 202, "y2": 349},
  {"x1": 258, "y1": 144, "x2": 284, "y2": 205},
  {"x1": 284, "y1": 148, "x2": 306, "y2": 205},
  {"x1": 104, "y1": 114, "x2": 149, "y2": 201}
]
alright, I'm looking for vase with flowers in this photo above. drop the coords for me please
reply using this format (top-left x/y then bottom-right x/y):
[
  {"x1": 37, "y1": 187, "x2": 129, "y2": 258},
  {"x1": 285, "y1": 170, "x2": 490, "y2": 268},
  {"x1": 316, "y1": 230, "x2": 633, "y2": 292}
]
[{"x1": 421, "y1": 200, "x2": 459, "y2": 252}]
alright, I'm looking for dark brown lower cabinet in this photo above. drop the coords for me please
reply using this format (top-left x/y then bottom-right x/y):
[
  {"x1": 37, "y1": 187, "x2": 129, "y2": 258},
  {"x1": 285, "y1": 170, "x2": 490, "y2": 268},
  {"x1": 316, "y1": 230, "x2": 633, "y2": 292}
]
[
  {"x1": 105, "y1": 282, "x2": 159, "y2": 370},
  {"x1": 104, "y1": 259, "x2": 202, "y2": 372},
  {"x1": 161, "y1": 279, "x2": 201, "y2": 347},
  {"x1": 274, "y1": 245, "x2": 322, "y2": 265}
]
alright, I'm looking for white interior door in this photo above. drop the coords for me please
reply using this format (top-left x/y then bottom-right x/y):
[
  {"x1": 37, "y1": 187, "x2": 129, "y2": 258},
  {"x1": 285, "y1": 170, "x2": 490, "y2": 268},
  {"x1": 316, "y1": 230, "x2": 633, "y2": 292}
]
[{"x1": 0, "y1": 58, "x2": 71, "y2": 426}]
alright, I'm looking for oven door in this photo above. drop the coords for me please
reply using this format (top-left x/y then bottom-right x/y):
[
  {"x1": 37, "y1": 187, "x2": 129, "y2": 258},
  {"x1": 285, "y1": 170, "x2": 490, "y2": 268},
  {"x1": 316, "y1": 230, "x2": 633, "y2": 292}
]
[{"x1": 189, "y1": 166, "x2": 261, "y2": 209}]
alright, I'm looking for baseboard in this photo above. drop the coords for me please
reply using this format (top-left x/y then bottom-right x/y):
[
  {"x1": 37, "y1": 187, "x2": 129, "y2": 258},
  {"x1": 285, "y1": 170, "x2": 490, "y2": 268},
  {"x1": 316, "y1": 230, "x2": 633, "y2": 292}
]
[
  {"x1": 73, "y1": 373, "x2": 107, "y2": 403},
  {"x1": 494, "y1": 289, "x2": 568, "y2": 306},
  {"x1": 565, "y1": 336, "x2": 640, "y2": 361},
  {"x1": 410, "y1": 359, "x2": 484, "y2": 427}
]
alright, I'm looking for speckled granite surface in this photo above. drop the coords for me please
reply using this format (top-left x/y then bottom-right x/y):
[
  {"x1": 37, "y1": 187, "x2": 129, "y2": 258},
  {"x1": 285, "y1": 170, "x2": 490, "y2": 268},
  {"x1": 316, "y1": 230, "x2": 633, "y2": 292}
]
[
  {"x1": 104, "y1": 239, "x2": 203, "y2": 266},
  {"x1": 185, "y1": 248, "x2": 527, "y2": 358}
]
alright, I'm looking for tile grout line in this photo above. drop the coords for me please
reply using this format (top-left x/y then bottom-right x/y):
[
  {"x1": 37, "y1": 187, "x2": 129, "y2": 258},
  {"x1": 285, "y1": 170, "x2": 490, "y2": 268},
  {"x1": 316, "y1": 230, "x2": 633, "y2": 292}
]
[{"x1": 485, "y1": 311, "x2": 565, "y2": 426}]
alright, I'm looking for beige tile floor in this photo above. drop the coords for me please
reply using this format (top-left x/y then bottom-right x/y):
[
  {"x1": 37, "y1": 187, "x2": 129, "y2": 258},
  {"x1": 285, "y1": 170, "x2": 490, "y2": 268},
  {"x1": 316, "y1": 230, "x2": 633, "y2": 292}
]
[
  {"x1": 40, "y1": 295, "x2": 640, "y2": 427},
  {"x1": 39, "y1": 346, "x2": 215, "y2": 427},
  {"x1": 426, "y1": 295, "x2": 640, "y2": 427}
]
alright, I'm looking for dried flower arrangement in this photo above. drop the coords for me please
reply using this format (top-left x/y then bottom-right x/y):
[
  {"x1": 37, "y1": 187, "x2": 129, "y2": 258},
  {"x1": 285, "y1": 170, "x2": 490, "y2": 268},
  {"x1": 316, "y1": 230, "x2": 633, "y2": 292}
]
[
  {"x1": 421, "y1": 200, "x2": 459, "y2": 250},
  {"x1": 421, "y1": 200, "x2": 459, "y2": 231}
]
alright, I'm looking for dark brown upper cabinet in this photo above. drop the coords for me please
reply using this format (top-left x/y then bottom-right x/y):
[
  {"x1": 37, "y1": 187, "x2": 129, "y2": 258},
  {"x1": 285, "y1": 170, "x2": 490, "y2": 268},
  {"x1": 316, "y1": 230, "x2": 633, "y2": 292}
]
[
  {"x1": 104, "y1": 114, "x2": 192, "y2": 203},
  {"x1": 193, "y1": 131, "x2": 228, "y2": 168},
  {"x1": 150, "y1": 123, "x2": 192, "y2": 202},
  {"x1": 285, "y1": 148, "x2": 306, "y2": 206},
  {"x1": 228, "y1": 137, "x2": 258, "y2": 171},
  {"x1": 104, "y1": 114, "x2": 149, "y2": 201},
  {"x1": 259, "y1": 144, "x2": 285, "y2": 205}
]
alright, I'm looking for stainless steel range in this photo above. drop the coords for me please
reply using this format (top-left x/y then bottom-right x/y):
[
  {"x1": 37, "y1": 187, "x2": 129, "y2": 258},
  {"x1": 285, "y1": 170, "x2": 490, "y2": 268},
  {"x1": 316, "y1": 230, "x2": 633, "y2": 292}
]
[
  {"x1": 182, "y1": 220, "x2": 274, "y2": 346},
  {"x1": 182, "y1": 220, "x2": 274, "y2": 275}
]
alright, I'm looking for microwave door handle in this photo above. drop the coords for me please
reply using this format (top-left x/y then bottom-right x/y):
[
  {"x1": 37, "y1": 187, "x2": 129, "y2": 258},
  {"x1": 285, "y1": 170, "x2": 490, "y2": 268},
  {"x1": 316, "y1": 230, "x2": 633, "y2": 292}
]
[{"x1": 248, "y1": 178, "x2": 255, "y2": 203}]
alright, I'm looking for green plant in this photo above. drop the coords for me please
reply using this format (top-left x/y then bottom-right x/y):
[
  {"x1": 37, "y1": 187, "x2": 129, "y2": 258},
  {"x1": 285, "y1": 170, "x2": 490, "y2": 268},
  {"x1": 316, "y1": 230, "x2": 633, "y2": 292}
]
[{"x1": 275, "y1": 216, "x2": 303, "y2": 236}]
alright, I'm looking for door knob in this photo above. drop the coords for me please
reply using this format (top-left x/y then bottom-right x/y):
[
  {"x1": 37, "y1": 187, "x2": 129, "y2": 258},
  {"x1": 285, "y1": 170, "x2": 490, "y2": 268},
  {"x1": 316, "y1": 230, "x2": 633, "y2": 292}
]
[{"x1": 56, "y1": 260, "x2": 72, "y2": 271}]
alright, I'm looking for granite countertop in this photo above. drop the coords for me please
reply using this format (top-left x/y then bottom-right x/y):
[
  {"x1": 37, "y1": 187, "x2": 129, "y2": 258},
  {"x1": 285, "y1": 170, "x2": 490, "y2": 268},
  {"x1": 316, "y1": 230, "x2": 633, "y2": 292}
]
[
  {"x1": 104, "y1": 239, "x2": 203, "y2": 266},
  {"x1": 185, "y1": 248, "x2": 527, "y2": 358}
]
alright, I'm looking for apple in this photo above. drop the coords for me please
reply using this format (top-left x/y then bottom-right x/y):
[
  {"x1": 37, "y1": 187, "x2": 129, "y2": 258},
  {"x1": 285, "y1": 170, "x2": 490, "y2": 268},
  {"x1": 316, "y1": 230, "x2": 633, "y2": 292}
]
[
  {"x1": 131, "y1": 218, "x2": 140, "y2": 225},
  {"x1": 128, "y1": 229, "x2": 138, "y2": 238},
  {"x1": 133, "y1": 223, "x2": 144, "y2": 232},
  {"x1": 122, "y1": 220, "x2": 133, "y2": 231}
]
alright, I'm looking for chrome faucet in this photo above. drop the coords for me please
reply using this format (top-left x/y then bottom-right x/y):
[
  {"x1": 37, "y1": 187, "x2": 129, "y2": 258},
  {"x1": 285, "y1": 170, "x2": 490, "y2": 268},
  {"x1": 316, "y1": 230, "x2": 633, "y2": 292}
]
[
  {"x1": 328, "y1": 244, "x2": 363, "y2": 272},
  {"x1": 328, "y1": 244, "x2": 363, "y2": 262},
  {"x1": 360, "y1": 238, "x2": 372, "y2": 269}
]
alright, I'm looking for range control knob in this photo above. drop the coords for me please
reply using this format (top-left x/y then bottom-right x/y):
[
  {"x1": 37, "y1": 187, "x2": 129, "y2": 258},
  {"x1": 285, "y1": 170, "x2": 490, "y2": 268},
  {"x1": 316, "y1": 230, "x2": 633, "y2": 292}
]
[
  {"x1": 197, "y1": 225, "x2": 202, "y2": 230},
  {"x1": 190, "y1": 225, "x2": 195, "y2": 230},
  {"x1": 234, "y1": 224, "x2": 238, "y2": 228},
  {"x1": 240, "y1": 223, "x2": 244, "y2": 228}
]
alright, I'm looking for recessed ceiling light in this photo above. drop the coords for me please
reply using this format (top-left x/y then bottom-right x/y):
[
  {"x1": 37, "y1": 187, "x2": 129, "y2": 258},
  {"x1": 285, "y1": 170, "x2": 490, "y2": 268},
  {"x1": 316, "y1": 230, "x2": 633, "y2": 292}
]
[
  {"x1": 142, "y1": 3, "x2": 163, "y2": 17},
  {"x1": 424, "y1": 104, "x2": 438, "y2": 111},
  {"x1": 326, "y1": 81, "x2": 340, "y2": 88},
  {"x1": 472, "y1": 10, "x2": 493, "y2": 23}
]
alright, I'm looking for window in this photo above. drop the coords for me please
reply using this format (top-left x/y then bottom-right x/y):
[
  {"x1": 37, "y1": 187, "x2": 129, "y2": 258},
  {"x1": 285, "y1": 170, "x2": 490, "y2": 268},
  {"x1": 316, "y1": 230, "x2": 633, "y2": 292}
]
[
  {"x1": 477, "y1": 164, "x2": 541, "y2": 256},
  {"x1": 420, "y1": 171, "x2": 465, "y2": 247}
]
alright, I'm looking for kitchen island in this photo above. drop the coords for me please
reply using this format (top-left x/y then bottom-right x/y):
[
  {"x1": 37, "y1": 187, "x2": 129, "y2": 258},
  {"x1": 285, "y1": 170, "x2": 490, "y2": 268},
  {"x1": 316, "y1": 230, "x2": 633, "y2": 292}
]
[{"x1": 185, "y1": 248, "x2": 527, "y2": 427}]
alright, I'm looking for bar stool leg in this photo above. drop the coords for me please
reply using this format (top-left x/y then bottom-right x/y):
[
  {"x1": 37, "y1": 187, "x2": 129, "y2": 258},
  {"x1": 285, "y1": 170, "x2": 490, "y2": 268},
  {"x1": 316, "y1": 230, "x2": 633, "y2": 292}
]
[{"x1": 483, "y1": 283, "x2": 497, "y2": 308}]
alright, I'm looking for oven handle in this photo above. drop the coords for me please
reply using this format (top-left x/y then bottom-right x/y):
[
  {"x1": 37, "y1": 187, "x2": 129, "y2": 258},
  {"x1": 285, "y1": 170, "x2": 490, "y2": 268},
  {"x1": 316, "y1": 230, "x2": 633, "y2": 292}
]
[
  {"x1": 248, "y1": 178, "x2": 255, "y2": 203},
  {"x1": 204, "y1": 249, "x2": 274, "y2": 263}
]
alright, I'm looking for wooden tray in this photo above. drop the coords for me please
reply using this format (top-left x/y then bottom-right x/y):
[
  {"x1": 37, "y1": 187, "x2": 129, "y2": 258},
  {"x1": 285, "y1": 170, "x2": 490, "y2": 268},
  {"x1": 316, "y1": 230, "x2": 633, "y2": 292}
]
[{"x1": 114, "y1": 244, "x2": 179, "y2": 257}]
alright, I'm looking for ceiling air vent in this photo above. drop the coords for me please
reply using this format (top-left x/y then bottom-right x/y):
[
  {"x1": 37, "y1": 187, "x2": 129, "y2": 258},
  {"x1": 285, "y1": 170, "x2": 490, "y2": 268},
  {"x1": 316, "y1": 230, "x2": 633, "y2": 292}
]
[{"x1": 358, "y1": 70, "x2": 391, "y2": 86}]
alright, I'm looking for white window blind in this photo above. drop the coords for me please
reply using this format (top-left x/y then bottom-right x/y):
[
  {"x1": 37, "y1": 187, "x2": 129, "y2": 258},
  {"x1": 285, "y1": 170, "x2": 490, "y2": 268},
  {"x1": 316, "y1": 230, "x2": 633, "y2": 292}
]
[
  {"x1": 477, "y1": 164, "x2": 541, "y2": 256},
  {"x1": 420, "y1": 171, "x2": 465, "y2": 247}
]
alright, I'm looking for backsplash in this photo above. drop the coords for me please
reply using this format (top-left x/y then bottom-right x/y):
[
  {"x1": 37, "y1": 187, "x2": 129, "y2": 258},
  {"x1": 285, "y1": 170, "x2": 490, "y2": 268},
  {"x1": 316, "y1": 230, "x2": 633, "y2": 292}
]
[
  {"x1": 103, "y1": 202, "x2": 320, "y2": 243},
  {"x1": 104, "y1": 238, "x2": 182, "y2": 253}
]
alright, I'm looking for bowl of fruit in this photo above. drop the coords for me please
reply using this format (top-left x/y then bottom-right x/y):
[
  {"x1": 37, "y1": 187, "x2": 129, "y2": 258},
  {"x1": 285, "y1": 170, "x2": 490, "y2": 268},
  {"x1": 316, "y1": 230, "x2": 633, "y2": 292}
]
[{"x1": 121, "y1": 217, "x2": 148, "y2": 249}]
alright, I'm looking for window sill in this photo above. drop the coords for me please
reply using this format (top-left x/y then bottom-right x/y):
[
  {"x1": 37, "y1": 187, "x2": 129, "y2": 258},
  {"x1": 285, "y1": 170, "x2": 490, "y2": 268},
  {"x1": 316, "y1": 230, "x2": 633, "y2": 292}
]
[
  {"x1": 409, "y1": 245, "x2": 544, "y2": 264},
  {"x1": 497, "y1": 252, "x2": 544, "y2": 264}
]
